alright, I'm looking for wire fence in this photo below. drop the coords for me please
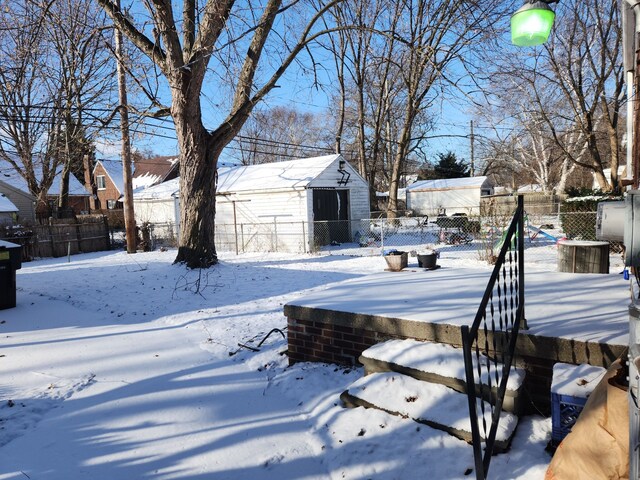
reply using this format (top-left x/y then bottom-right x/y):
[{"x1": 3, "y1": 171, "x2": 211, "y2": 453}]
[{"x1": 125, "y1": 203, "x2": 624, "y2": 272}]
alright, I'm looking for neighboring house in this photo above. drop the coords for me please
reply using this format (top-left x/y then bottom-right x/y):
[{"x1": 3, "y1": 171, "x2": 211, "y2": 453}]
[
  {"x1": 133, "y1": 154, "x2": 370, "y2": 252},
  {"x1": 93, "y1": 160, "x2": 124, "y2": 210},
  {"x1": 0, "y1": 167, "x2": 90, "y2": 220},
  {"x1": 132, "y1": 155, "x2": 179, "y2": 190},
  {"x1": 0, "y1": 178, "x2": 36, "y2": 224},
  {"x1": 406, "y1": 176, "x2": 494, "y2": 216},
  {"x1": 0, "y1": 194, "x2": 18, "y2": 225}
]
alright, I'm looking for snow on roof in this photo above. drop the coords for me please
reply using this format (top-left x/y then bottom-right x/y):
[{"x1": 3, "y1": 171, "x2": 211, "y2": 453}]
[
  {"x1": 95, "y1": 159, "x2": 124, "y2": 193},
  {"x1": 0, "y1": 194, "x2": 17, "y2": 212},
  {"x1": 376, "y1": 188, "x2": 407, "y2": 201},
  {"x1": 217, "y1": 154, "x2": 341, "y2": 193},
  {"x1": 133, "y1": 156, "x2": 179, "y2": 189},
  {"x1": 517, "y1": 184, "x2": 543, "y2": 193},
  {"x1": 133, "y1": 155, "x2": 343, "y2": 200},
  {"x1": 133, "y1": 177, "x2": 179, "y2": 200},
  {"x1": 0, "y1": 161, "x2": 88, "y2": 196},
  {"x1": 407, "y1": 176, "x2": 490, "y2": 192}
]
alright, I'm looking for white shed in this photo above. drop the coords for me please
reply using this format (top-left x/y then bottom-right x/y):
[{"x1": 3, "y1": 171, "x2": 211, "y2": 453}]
[
  {"x1": 406, "y1": 176, "x2": 494, "y2": 216},
  {"x1": 133, "y1": 154, "x2": 370, "y2": 253}
]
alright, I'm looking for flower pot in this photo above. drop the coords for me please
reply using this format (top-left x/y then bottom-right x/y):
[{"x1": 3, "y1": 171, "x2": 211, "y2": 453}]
[
  {"x1": 384, "y1": 251, "x2": 408, "y2": 271},
  {"x1": 417, "y1": 253, "x2": 438, "y2": 269}
]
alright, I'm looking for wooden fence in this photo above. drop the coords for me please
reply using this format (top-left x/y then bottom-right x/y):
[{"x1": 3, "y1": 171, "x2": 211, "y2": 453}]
[
  {"x1": 1, "y1": 215, "x2": 111, "y2": 261},
  {"x1": 481, "y1": 193, "x2": 565, "y2": 216}
]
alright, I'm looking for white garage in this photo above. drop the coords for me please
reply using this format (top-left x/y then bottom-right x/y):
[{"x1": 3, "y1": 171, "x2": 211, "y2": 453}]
[
  {"x1": 406, "y1": 176, "x2": 494, "y2": 216},
  {"x1": 133, "y1": 154, "x2": 370, "y2": 253}
]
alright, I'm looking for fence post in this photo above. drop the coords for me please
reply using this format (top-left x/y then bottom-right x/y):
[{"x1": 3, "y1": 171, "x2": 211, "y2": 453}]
[
  {"x1": 75, "y1": 220, "x2": 82, "y2": 254},
  {"x1": 302, "y1": 222, "x2": 306, "y2": 253},
  {"x1": 103, "y1": 215, "x2": 110, "y2": 250},
  {"x1": 274, "y1": 217, "x2": 278, "y2": 252},
  {"x1": 48, "y1": 220, "x2": 56, "y2": 257}
]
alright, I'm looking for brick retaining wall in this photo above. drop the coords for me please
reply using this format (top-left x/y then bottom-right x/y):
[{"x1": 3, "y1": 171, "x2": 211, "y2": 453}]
[{"x1": 285, "y1": 304, "x2": 626, "y2": 413}]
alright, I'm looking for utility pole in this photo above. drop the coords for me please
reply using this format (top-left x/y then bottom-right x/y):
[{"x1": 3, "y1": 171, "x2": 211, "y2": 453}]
[
  {"x1": 470, "y1": 120, "x2": 475, "y2": 177},
  {"x1": 114, "y1": 0, "x2": 136, "y2": 254}
]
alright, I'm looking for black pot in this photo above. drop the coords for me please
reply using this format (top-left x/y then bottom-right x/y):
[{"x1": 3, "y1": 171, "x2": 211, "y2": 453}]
[{"x1": 417, "y1": 253, "x2": 437, "y2": 269}]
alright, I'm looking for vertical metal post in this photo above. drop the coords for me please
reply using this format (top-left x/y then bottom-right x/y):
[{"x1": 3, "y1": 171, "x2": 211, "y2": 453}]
[
  {"x1": 518, "y1": 195, "x2": 527, "y2": 330},
  {"x1": 233, "y1": 201, "x2": 239, "y2": 255},
  {"x1": 274, "y1": 217, "x2": 278, "y2": 252},
  {"x1": 302, "y1": 222, "x2": 306, "y2": 253},
  {"x1": 462, "y1": 325, "x2": 485, "y2": 480}
]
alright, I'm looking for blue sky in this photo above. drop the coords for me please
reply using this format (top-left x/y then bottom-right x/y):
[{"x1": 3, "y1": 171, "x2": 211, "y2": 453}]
[{"x1": 95, "y1": 2, "x2": 489, "y2": 168}]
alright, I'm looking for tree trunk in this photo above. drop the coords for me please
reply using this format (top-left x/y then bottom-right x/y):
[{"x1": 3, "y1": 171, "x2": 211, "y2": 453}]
[{"x1": 172, "y1": 93, "x2": 219, "y2": 268}]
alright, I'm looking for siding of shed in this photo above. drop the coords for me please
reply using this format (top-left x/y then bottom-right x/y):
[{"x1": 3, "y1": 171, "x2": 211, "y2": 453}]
[
  {"x1": 407, "y1": 187, "x2": 483, "y2": 216},
  {"x1": 216, "y1": 189, "x2": 310, "y2": 253},
  {"x1": 134, "y1": 198, "x2": 179, "y2": 240},
  {"x1": 0, "y1": 181, "x2": 36, "y2": 223}
]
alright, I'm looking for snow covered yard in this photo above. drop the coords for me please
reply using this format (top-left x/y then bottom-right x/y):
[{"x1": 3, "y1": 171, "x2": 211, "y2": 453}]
[{"x1": 0, "y1": 250, "x2": 554, "y2": 479}]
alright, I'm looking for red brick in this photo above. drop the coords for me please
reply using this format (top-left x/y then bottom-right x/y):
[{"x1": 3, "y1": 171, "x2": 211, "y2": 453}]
[
  {"x1": 334, "y1": 339, "x2": 354, "y2": 349},
  {"x1": 322, "y1": 344, "x2": 341, "y2": 354},
  {"x1": 334, "y1": 325, "x2": 354, "y2": 334},
  {"x1": 287, "y1": 337, "x2": 307, "y2": 348},
  {"x1": 295, "y1": 318, "x2": 314, "y2": 326},
  {"x1": 305, "y1": 326, "x2": 322, "y2": 336},
  {"x1": 343, "y1": 333, "x2": 365, "y2": 343}
]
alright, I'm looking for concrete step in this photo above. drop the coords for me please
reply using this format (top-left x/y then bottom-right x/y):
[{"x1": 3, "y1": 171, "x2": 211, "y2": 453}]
[
  {"x1": 359, "y1": 339, "x2": 526, "y2": 414},
  {"x1": 341, "y1": 371, "x2": 519, "y2": 453}
]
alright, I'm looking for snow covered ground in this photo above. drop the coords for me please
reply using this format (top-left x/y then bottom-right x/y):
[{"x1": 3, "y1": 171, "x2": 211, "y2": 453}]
[{"x1": 0, "y1": 249, "x2": 605, "y2": 479}]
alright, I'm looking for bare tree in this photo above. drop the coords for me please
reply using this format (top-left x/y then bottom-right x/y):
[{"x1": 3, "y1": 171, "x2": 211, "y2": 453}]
[
  {"x1": 0, "y1": 0, "x2": 115, "y2": 215},
  {"x1": 232, "y1": 106, "x2": 334, "y2": 165},
  {"x1": 44, "y1": 0, "x2": 115, "y2": 213},
  {"x1": 97, "y1": 0, "x2": 343, "y2": 268},
  {"x1": 481, "y1": 0, "x2": 624, "y2": 193},
  {"x1": 327, "y1": 0, "x2": 504, "y2": 217},
  {"x1": 0, "y1": 1, "x2": 59, "y2": 211}
]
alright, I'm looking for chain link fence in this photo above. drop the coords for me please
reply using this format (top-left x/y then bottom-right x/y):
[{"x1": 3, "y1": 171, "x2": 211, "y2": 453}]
[{"x1": 143, "y1": 203, "x2": 623, "y2": 272}]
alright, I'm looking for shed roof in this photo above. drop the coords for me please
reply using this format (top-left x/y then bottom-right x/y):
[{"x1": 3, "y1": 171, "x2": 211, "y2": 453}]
[
  {"x1": 0, "y1": 194, "x2": 18, "y2": 213},
  {"x1": 217, "y1": 154, "x2": 341, "y2": 193},
  {"x1": 134, "y1": 154, "x2": 344, "y2": 200},
  {"x1": 407, "y1": 176, "x2": 491, "y2": 192}
]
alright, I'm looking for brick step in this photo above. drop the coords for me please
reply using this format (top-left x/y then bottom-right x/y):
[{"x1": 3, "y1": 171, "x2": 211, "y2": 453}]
[
  {"x1": 359, "y1": 339, "x2": 526, "y2": 414},
  {"x1": 341, "y1": 371, "x2": 519, "y2": 452}
]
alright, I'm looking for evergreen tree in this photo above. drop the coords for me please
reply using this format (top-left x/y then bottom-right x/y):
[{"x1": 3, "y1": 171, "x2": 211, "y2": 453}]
[
  {"x1": 417, "y1": 152, "x2": 469, "y2": 180},
  {"x1": 433, "y1": 151, "x2": 469, "y2": 179}
]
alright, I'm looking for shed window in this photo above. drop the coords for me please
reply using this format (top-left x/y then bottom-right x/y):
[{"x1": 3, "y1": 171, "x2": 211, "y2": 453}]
[
  {"x1": 97, "y1": 175, "x2": 106, "y2": 190},
  {"x1": 106, "y1": 199, "x2": 116, "y2": 209}
]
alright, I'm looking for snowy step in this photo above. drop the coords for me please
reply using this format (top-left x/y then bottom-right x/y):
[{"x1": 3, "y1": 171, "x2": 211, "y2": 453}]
[
  {"x1": 359, "y1": 339, "x2": 526, "y2": 414},
  {"x1": 341, "y1": 372, "x2": 518, "y2": 453}
]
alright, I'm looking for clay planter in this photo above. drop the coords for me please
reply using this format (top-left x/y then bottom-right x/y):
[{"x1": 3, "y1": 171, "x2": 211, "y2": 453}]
[{"x1": 384, "y1": 251, "x2": 408, "y2": 271}]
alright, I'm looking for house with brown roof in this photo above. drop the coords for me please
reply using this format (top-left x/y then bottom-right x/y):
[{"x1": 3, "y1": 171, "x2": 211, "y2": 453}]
[{"x1": 132, "y1": 155, "x2": 179, "y2": 190}]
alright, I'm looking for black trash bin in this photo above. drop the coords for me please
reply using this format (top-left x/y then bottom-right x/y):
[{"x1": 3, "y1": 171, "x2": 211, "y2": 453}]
[{"x1": 0, "y1": 240, "x2": 22, "y2": 310}]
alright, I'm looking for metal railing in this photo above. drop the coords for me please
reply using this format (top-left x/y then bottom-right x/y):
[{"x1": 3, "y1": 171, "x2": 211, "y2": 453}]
[{"x1": 461, "y1": 195, "x2": 525, "y2": 480}]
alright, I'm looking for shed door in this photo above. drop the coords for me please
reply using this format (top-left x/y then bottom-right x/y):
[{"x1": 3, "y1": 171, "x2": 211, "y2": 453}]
[{"x1": 312, "y1": 189, "x2": 350, "y2": 244}]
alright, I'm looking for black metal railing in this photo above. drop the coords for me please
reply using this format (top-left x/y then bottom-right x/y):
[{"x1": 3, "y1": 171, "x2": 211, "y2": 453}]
[{"x1": 461, "y1": 195, "x2": 525, "y2": 480}]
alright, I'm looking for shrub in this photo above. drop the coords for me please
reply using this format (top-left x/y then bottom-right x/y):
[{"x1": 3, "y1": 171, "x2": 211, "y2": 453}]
[{"x1": 560, "y1": 190, "x2": 622, "y2": 240}]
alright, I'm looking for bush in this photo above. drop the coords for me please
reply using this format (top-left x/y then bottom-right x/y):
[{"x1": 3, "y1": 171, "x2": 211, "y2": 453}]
[{"x1": 560, "y1": 190, "x2": 622, "y2": 240}]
